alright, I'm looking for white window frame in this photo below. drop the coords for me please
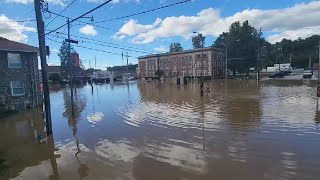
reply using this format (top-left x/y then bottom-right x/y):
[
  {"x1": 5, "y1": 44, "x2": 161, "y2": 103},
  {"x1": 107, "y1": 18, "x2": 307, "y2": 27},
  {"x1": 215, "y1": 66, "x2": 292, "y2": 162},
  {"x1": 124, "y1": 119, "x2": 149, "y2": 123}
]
[
  {"x1": 8, "y1": 53, "x2": 22, "y2": 68},
  {"x1": 11, "y1": 81, "x2": 25, "y2": 96}
]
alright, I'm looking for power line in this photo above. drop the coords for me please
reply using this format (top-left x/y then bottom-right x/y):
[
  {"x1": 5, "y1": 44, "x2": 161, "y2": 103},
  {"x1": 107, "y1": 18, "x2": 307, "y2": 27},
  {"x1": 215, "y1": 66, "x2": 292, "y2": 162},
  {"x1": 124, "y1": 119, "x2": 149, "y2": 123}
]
[
  {"x1": 46, "y1": 0, "x2": 113, "y2": 35},
  {"x1": 51, "y1": 31, "x2": 157, "y2": 53},
  {"x1": 0, "y1": 19, "x2": 36, "y2": 23},
  {"x1": 94, "y1": 0, "x2": 192, "y2": 24},
  {"x1": 46, "y1": 10, "x2": 118, "y2": 32},
  {"x1": 46, "y1": 37, "x2": 138, "y2": 58},
  {"x1": 49, "y1": 34, "x2": 152, "y2": 54},
  {"x1": 46, "y1": 0, "x2": 78, "y2": 27}
]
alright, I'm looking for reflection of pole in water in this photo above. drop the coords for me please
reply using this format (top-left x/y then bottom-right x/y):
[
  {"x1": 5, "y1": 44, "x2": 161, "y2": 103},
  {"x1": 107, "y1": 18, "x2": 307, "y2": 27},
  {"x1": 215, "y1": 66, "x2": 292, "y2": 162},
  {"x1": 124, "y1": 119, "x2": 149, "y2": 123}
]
[
  {"x1": 200, "y1": 96, "x2": 206, "y2": 150},
  {"x1": 315, "y1": 99, "x2": 320, "y2": 125},
  {"x1": 47, "y1": 136, "x2": 60, "y2": 180},
  {"x1": 73, "y1": 126, "x2": 89, "y2": 179}
]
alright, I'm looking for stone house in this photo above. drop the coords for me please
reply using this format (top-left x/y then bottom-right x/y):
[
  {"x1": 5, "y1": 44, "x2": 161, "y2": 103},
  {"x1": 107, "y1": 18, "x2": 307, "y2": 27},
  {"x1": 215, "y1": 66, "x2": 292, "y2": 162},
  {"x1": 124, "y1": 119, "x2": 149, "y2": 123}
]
[
  {"x1": 0, "y1": 37, "x2": 41, "y2": 111},
  {"x1": 138, "y1": 47, "x2": 225, "y2": 79}
]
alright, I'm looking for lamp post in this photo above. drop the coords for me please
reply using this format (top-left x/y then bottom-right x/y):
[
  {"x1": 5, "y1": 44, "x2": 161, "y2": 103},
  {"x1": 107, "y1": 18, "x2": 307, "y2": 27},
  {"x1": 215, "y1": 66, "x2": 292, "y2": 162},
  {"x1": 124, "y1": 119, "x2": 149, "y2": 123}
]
[
  {"x1": 222, "y1": 39, "x2": 240, "y2": 80},
  {"x1": 193, "y1": 32, "x2": 204, "y2": 96}
]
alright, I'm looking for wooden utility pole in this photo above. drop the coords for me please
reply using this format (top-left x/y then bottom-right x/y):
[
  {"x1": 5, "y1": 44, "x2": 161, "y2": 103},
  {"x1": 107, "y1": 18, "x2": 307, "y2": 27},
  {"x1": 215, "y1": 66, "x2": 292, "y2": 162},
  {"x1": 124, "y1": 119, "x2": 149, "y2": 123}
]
[
  {"x1": 34, "y1": 0, "x2": 52, "y2": 135},
  {"x1": 67, "y1": 18, "x2": 75, "y2": 116},
  {"x1": 317, "y1": 40, "x2": 320, "y2": 97},
  {"x1": 126, "y1": 52, "x2": 129, "y2": 79}
]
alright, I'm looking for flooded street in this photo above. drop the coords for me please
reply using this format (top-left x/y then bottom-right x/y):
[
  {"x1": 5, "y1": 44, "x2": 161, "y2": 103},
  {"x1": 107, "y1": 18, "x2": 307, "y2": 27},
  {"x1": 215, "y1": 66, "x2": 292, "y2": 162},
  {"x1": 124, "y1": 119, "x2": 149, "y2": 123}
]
[{"x1": 1, "y1": 80, "x2": 320, "y2": 180}]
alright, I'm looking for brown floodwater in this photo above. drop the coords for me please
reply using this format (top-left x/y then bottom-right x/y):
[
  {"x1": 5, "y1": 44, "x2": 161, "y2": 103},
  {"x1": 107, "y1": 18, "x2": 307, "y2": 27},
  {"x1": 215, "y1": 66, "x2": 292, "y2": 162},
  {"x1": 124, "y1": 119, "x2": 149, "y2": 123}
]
[{"x1": 1, "y1": 80, "x2": 320, "y2": 180}]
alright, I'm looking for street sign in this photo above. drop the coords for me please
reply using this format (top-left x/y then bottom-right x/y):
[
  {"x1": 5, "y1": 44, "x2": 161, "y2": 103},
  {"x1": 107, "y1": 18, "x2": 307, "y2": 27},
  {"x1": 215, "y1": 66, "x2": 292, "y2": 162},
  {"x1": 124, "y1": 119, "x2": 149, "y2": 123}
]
[{"x1": 65, "y1": 39, "x2": 78, "y2": 44}]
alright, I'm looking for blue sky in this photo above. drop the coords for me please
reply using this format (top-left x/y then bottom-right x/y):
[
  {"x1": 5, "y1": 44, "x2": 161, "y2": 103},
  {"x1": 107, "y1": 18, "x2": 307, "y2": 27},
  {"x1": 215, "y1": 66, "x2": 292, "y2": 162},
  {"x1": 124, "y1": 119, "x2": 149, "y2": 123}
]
[{"x1": 0, "y1": 0, "x2": 319, "y2": 69}]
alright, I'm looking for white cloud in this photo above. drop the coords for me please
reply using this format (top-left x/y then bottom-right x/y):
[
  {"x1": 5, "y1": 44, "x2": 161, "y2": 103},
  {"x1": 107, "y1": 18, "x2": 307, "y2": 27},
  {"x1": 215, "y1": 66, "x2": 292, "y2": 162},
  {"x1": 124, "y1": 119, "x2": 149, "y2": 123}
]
[
  {"x1": 267, "y1": 26, "x2": 320, "y2": 43},
  {"x1": 114, "y1": 18, "x2": 162, "y2": 39},
  {"x1": 154, "y1": 45, "x2": 168, "y2": 53},
  {"x1": 0, "y1": 14, "x2": 36, "y2": 42},
  {"x1": 79, "y1": 25, "x2": 97, "y2": 36},
  {"x1": 115, "y1": 1, "x2": 320, "y2": 44},
  {"x1": 6, "y1": 0, "x2": 65, "y2": 6}
]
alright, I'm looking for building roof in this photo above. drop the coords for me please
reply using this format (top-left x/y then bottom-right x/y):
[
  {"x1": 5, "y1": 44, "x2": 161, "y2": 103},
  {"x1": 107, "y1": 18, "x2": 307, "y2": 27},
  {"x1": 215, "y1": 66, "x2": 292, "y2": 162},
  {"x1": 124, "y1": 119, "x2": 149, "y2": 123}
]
[
  {"x1": 47, "y1": 66, "x2": 61, "y2": 73},
  {"x1": 138, "y1": 47, "x2": 223, "y2": 59},
  {"x1": 0, "y1": 37, "x2": 39, "y2": 53}
]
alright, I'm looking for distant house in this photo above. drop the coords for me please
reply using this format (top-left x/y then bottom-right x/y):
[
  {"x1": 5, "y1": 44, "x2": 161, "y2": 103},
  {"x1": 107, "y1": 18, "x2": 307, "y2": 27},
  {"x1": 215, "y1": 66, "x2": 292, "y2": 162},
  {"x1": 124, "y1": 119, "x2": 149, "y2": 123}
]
[
  {"x1": 0, "y1": 37, "x2": 42, "y2": 111},
  {"x1": 47, "y1": 66, "x2": 61, "y2": 77},
  {"x1": 107, "y1": 64, "x2": 138, "y2": 78}
]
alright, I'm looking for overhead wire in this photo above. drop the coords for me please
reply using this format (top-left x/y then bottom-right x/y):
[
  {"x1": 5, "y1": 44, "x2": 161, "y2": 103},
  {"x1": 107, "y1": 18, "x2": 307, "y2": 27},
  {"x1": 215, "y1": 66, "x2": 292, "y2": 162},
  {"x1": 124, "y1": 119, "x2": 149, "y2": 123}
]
[
  {"x1": 46, "y1": 36, "x2": 139, "y2": 58},
  {"x1": 45, "y1": 0, "x2": 113, "y2": 35},
  {"x1": 46, "y1": 0, "x2": 78, "y2": 27},
  {"x1": 93, "y1": 0, "x2": 192, "y2": 24},
  {"x1": 49, "y1": 34, "x2": 154, "y2": 54},
  {"x1": 51, "y1": 31, "x2": 157, "y2": 53},
  {"x1": 46, "y1": 10, "x2": 118, "y2": 32}
]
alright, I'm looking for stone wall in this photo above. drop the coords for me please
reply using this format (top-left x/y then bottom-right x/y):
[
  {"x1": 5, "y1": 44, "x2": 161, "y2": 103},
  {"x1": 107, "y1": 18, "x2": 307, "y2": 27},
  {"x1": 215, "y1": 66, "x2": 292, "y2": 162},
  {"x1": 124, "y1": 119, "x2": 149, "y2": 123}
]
[{"x1": 0, "y1": 51, "x2": 41, "y2": 111}]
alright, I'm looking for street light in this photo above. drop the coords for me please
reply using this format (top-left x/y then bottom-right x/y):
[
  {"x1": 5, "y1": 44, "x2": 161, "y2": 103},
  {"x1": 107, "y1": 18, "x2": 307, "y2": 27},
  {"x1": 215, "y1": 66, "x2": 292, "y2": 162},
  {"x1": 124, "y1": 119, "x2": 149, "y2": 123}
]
[
  {"x1": 193, "y1": 31, "x2": 204, "y2": 96},
  {"x1": 221, "y1": 39, "x2": 240, "y2": 80}
]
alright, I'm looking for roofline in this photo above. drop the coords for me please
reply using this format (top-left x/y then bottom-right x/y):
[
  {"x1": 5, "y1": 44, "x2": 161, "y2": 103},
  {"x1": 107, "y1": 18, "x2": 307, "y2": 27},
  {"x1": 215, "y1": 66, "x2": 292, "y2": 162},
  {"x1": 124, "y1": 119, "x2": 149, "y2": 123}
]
[
  {"x1": 0, "y1": 48, "x2": 39, "y2": 53},
  {"x1": 138, "y1": 47, "x2": 223, "y2": 59}
]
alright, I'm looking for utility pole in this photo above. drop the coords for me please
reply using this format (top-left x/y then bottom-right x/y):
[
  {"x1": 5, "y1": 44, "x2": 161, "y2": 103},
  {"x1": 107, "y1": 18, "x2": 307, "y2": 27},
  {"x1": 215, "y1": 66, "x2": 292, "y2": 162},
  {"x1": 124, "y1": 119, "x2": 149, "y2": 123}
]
[
  {"x1": 34, "y1": 0, "x2": 52, "y2": 135},
  {"x1": 200, "y1": 46, "x2": 204, "y2": 96},
  {"x1": 225, "y1": 45, "x2": 228, "y2": 80},
  {"x1": 317, "y1": 40, "x2": 320, "y2": 97},
  {"x1": 67, "y1": 18, "x2": 75, "y2": 116},
  {"x1": 126, "y1": 52, "x2": 129, "y2": 75},
  {"x1": 122, "y1": 52, "x2": 124, "y2": 66},
  {"x1": 257, "y1": 27, "x2": 262, "y2": 82}
]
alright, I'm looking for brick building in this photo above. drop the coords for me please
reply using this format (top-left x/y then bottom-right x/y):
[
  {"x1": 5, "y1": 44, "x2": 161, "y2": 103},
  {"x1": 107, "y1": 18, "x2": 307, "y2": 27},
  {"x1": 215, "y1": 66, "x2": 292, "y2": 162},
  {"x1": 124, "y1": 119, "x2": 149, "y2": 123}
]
[
  {"x1": 0, "y1": 37, "x2": 41, "y2": 111},
  {"x1": 138, "y1": 47, "x2": 225, "y2": 79}
]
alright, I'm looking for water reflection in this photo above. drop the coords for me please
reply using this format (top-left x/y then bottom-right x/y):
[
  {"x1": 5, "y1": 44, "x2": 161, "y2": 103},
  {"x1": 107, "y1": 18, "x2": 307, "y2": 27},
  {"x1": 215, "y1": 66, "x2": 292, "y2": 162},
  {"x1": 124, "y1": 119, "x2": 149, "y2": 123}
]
[{"x1": 1, "y1": 80, "x2": 320, "y2": 179}]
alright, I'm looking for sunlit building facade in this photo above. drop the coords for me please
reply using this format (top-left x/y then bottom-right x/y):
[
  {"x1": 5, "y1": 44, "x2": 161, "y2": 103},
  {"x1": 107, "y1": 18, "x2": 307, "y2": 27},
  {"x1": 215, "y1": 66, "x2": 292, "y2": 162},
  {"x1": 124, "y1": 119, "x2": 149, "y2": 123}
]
[{"x1": 138, "y1": 47, "x2": 225, "y2": 79}]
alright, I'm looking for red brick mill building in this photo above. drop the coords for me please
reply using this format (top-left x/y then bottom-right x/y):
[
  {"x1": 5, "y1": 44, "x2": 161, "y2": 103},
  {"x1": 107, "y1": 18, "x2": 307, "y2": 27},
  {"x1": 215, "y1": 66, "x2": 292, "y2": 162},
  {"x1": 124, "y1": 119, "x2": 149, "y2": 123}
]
[{"x1": 138, "y1": 47, "x2": 225, "y2": 79}]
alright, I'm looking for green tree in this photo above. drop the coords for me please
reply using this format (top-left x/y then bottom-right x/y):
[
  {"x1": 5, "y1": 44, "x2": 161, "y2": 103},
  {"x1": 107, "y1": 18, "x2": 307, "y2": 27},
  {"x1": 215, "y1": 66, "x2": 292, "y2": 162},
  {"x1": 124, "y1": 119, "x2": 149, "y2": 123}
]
[
  {"x1": 192, "y1": 33, "x2": 205, "y2": 49},
  {"x1": 58, "y1": 40, "x2": 76, "y2": 77},
  {"x1": 169, "y1": 43, "x2": 183, "y2": 53},
  {"x1": 213, "y1": 21, "x2": 264, "y2": 74}
]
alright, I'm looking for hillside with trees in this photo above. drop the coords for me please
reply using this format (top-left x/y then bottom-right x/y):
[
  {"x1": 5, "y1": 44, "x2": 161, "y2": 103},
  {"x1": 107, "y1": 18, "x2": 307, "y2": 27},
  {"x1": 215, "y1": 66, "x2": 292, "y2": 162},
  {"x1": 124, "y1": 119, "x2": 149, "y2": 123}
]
[{"x1": 212, "y1": 20, "x2": 320, "y2": 74}]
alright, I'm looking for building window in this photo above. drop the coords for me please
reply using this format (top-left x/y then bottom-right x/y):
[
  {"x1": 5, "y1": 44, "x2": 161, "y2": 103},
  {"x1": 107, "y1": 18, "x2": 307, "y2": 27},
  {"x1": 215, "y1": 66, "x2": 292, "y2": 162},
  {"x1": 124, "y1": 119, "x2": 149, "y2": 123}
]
[
  {"x1": 203, "y1": 70, "x2": 207, "y2": 76},
  {"x1": 10, "y1": 81, "x2": 25, "y2": 96},
  {"x1": 8, "y1": 53, "x2": 22, "y2": 68},
  {"x1": 197, "y1": 70, "x2": 201, "y2": 76},
  {"x1": 197, "y1": 54, "x2": 201, "y2": 59},
  {"x1": 203, "y1": 54, "x2": 207, "y2": 58}
]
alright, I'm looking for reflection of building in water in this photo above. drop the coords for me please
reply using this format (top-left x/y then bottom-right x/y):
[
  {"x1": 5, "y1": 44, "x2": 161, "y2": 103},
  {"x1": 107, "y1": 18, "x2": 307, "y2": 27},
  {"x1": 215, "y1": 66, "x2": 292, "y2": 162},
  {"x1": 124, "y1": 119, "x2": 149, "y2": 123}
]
[
  {"x1": 138, "y1": 82, "x2": 199, "y2": 104},
  {"x1": 138, "y1": 47, "x2": 225, "y2": 78},
  {"x1": 0, "y1": 110, "x2": 59, "y2": 179},
  {"x1": 222, "y1": 81, "x2": 262, "y2": 131}
]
